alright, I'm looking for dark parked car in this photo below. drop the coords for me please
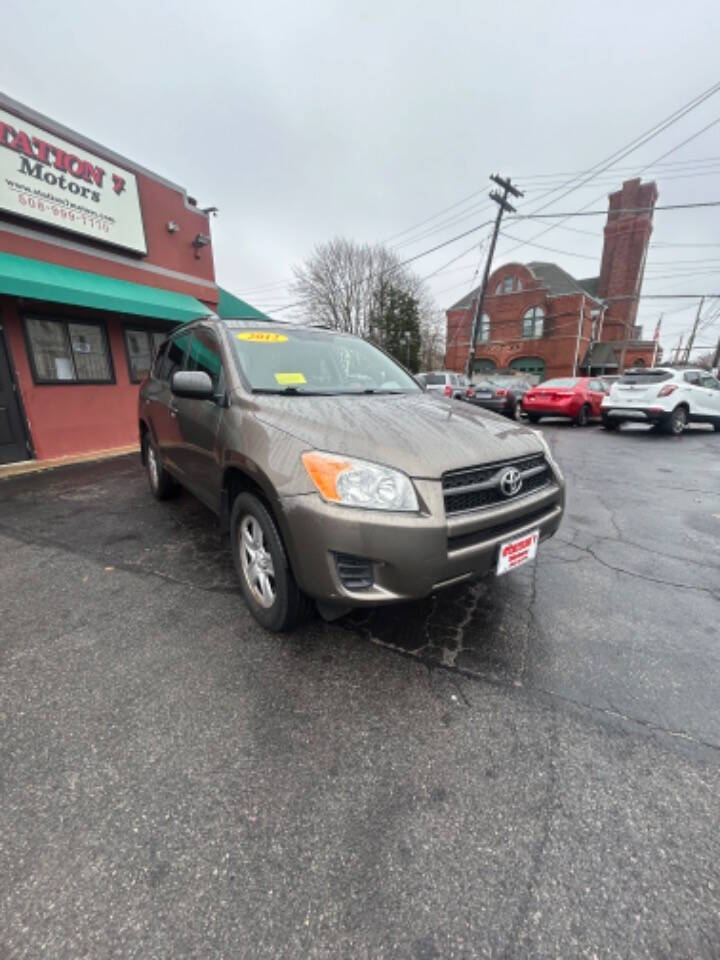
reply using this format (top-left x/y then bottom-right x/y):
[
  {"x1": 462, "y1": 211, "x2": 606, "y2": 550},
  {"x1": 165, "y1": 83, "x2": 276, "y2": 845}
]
[
  {"x1": 139, "y1": 318, "x2": 565, "y2": 631},
  {"x1": 466, "y1": 377, "x2": 531, "y2": 420}
]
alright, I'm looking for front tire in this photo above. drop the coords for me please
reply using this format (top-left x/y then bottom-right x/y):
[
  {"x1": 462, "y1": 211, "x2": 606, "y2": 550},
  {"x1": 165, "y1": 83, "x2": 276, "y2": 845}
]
[
  {"x1": 527, "y1": 413, "x2": 541, "y2": 423},
  {"x1": 231, "y1": 492, "x2": 312, "y2": 632},
  {"x1": 509, "y1": 400, "x2": 522, "y2": 421},
  {"x1": 662, "y1": 405, "x2": 687, "y2": 436},
  {"x1": 144, "y1": 434, "x2": 179, "y2": 500}
]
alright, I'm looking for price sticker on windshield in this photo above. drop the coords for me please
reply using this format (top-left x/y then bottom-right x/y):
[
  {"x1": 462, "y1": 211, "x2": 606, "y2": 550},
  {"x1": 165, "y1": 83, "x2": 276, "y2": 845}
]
[
  {"x1": 236, "y1": 332, "x2": 288, "y2": 343},
  {"x1": 274, "y1": 372, "x2": 307, "y2": 384}
]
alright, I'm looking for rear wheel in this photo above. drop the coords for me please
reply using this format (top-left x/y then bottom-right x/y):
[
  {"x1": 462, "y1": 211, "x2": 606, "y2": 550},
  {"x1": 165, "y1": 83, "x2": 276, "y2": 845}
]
[
  {"x1": 144, "y1": 434, "x2": 179, "y2": 500},
  {"x1": 231, "y1": 492, "x2": 313, "y2": 632},
  {"x1": 527, "y1": 413, "x2": 541, "y2": 423},
  {"x1": 575, "y1": 404, "x2": 591, "y2": 427},
  {"x1": 601, "y1": 414, "x2": 619, "y2": 431},
  {"x1": 662, "y1": 405, "x2": 687, "y2": 436},
  {"x1": 510, "y1": 400, "x2": 522, "y2": 421}
]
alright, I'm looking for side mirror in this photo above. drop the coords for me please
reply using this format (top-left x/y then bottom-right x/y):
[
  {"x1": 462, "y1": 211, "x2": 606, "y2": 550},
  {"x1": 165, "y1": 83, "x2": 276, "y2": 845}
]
[{"x1": 171, "y1": 370, "x2": 215, "y2": 400}]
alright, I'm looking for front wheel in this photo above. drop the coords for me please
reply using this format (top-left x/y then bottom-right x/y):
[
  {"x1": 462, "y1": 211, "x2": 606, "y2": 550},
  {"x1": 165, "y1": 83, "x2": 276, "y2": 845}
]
[
  {"x1": 509, "y1": 400, "x2": 522, "y2": 421},
  {"x1": 662, "y1": 405, "x2": 687, "y2": 436},
  {"x1": 575, "y1": 404, "x2": 591, "y2": 427},
  {"x1": 231, "y1": 492, "x2": 313, "y2": 632},
  {"x1": 527, "y1": 413, "x2": 541, "y2": 423},
  {"x1": 144, "y1": 434, "x2": 179, "y2": 500}
]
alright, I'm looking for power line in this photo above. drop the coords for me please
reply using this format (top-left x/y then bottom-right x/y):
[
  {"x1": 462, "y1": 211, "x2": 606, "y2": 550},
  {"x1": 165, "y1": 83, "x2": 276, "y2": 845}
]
[{"x1": 509, "y1": 199, "x2": 720, "y2": 219}]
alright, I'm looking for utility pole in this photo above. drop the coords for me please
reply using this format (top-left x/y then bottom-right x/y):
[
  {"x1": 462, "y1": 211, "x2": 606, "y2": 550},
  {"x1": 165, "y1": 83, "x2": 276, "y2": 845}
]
[
  {"x1": 683, "y1": 296, "x2": 705, "y2": 364},
  {"x1": 712, "y1": 334, "x2": 720, "y2": 372},
  {"x1": 465, "y1": 174, "x2": 524, "y2": 379},
  {"x1": 672, "y1": 333, "x2": 684, "y2": 365}
]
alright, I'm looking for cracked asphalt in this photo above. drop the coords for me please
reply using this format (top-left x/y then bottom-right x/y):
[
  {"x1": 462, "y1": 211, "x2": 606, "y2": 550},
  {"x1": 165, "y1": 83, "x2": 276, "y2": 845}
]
[{"x1": 1, "y1": 421, "x2": 719, "y2": 959}]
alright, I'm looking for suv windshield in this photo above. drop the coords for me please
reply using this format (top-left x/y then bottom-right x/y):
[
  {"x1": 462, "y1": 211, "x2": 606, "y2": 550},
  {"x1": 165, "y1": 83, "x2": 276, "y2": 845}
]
[
  {"x1": 228, "y1": 326, "x2": 421, "y2": 395},
  {"x1": 619, "y1": 370, "x2": 673, "y2": 385},
  {"x1": 424, "y1": 373, "x2": 447, "y2": 385}
]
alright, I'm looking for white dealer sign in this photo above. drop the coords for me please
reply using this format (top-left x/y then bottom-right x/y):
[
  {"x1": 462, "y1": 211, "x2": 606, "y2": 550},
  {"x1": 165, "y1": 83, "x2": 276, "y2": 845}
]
[{"x1": 0, "y1": 108, "x2": 147, "y2": 254}]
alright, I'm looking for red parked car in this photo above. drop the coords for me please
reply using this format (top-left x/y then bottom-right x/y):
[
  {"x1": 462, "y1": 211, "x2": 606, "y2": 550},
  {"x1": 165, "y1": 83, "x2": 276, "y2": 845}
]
[{"x1": 522, "y1": 377, "x2": 608, "y2": 426}]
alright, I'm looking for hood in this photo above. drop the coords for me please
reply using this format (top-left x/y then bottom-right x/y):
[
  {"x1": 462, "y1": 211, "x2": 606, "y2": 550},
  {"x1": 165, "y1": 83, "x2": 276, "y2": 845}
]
[{"x1": 246, "y1": 391, "x2": 544, "y2": 478}]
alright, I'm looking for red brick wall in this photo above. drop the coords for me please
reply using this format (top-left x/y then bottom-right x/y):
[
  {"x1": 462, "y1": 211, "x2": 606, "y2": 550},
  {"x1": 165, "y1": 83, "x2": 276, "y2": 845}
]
[
  {"x1": 2, "y1": 297, "x2": 159, "y2": 460},
  {"x1": 445, "y1": 266, "x2": 593, "y2": 379},
  {"x1": 597, "y1": 179, "x2": 657, "y2": 341}
]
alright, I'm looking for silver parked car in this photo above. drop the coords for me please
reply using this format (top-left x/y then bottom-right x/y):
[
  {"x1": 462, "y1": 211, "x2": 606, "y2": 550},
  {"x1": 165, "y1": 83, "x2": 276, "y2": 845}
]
[
  {"x1": 139, "y1": 319, "x2": 565, "y2": 631},
  {"x1": 422, "y1": 370, "x2": 471, "y2": 399}
]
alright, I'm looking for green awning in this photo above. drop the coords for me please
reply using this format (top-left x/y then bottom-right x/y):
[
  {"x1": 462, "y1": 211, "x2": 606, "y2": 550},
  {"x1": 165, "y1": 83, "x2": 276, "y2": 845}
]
[
  {"x1": 217, "y1": 286, "x2": 270, "y2": 320},
  {"x1": 0, "y1": 251, "x2": 212, "y2": 324}
]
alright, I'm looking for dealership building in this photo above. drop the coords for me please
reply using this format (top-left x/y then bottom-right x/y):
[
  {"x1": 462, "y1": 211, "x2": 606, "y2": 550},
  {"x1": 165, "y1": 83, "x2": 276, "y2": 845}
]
[{"x1": 0, "y1": 92, "x2": 264, "y2": 466}]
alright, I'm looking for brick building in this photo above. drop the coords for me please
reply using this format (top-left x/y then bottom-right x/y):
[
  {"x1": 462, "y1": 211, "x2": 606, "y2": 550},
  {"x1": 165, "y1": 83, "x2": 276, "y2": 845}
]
[{"x1": 444, "y1": 179, "x2": 660, "y2": 381}]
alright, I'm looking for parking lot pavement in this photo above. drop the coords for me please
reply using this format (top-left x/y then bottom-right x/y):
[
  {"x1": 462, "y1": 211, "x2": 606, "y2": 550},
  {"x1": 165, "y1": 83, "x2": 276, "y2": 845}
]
[{"x1": 1, "y1": 423, "x2": 719, "y2": 959}]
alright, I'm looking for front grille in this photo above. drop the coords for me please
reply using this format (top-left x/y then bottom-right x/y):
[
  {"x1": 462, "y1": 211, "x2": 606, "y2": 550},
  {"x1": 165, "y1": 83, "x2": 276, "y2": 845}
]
[
  {"x1": 442, "y1": 454, "x2": 552, "y2": 515},
  {"x1": 447, "y1": 505, "x2": 557, "y2": 552},
  {"x1": 335, "y1": 553, "x2": 374, "y2": 591}
]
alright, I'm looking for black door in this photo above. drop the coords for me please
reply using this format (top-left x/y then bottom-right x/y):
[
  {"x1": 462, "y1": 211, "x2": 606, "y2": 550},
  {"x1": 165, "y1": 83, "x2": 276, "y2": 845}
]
[{"x1": 0, "y1": 330, "x2": 29, "y2": 464}]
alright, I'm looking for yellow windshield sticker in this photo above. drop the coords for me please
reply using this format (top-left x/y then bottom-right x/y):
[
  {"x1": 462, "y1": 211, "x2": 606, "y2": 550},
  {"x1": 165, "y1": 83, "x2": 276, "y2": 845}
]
[
  {"x1": 236, "y1": 332, "x2": 288, "y2": 343},
  {"x1": 274, "y1": 372, "x2": 307, "y2": 385}
]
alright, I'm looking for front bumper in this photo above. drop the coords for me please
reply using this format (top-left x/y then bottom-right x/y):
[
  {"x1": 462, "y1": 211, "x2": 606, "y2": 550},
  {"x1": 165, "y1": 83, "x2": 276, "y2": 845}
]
[{"x1": 277, "y1": 477, "x2": 564, "y2": 605}]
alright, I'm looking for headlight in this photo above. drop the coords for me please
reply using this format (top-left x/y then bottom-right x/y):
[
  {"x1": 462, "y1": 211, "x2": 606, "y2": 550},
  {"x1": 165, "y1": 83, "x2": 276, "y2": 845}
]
[{"x1": 301, "y1": 451, "x2": 419, "y2": 511}]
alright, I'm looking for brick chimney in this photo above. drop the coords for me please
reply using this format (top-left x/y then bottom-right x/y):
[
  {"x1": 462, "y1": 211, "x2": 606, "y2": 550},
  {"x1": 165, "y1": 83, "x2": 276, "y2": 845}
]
[{"x1": 597, "y1": 178, "x2": 658, "y2": 341}]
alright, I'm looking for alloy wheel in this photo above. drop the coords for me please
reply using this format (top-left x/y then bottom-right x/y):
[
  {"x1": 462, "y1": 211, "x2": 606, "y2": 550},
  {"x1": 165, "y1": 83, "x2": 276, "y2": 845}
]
[{"x1": 239, "y1": 515, "x2": 276, "y2": 608}]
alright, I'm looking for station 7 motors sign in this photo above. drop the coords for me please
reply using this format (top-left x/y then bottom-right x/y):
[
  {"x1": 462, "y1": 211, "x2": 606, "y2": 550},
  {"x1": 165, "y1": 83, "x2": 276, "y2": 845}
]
[{"x1": 0, "y1": 108, "x2": 147, "y2": 254}]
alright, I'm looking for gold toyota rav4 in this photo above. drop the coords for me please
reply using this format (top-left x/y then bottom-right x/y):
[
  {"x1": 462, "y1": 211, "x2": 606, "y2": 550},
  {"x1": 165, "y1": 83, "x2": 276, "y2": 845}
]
[{"x1": 139, "y1": 318, "x2": 565, "y2": 631}]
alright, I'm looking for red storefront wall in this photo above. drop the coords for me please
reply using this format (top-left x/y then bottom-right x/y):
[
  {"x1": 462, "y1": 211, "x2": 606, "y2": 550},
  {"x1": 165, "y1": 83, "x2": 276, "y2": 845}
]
[{"x1": 2, "y1": 298, "x2": 165, "y2": 460}]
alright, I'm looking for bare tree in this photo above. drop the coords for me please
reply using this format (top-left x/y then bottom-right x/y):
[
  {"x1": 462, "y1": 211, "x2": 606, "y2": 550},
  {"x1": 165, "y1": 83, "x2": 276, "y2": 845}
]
[{"x1": 290, "y1": 237, "x2": 434, "y2": 344}]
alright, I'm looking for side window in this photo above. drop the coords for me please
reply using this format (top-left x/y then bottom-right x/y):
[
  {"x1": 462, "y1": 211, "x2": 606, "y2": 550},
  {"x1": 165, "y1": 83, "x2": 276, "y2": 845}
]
[
  {"x1": 156, "y1": 333, "x2": 190, "y2": 382},
  {"x1": 684, "y1": 371, "x2": 701, "y2": 385},
  {"x1": 700, "y1": 374, "x2": 720, "y2": 390},
  {"x1": 186, "y1": 328, "x2": 224, "y2": 394},
  {"x1": 589, "y1": 379, "x2": 603, "y2": 392},
  {"x1": 152, "y1": 340, "x2": 169, "y2": 379}
]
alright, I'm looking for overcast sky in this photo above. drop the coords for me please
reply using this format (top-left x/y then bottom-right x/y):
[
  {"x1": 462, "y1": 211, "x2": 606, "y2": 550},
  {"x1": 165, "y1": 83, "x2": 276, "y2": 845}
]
[{"x1": 3, "y1": 0, "x2": 720, "y2": 356}]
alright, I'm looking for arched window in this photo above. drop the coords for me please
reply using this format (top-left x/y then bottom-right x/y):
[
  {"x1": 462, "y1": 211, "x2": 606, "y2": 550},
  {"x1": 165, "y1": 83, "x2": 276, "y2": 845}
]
[
  {"x1": 494, "y1": 275, "x2": 522, "y2": 295},
  {"x1": 477, "y1": 313, "x2": 490, "y2": 343},
  {"x1": 632, "y1": 358, "x2": 646, "y2": 367},
  {"x1": 510, "y1": 356, "x2": 546, "y2": 378},
  {"x1": 522, "y1": 306, "x2": 545, "y2": 338},
  {"x1": 473, "y1": 358, "x2": 497, "y2": 374}
]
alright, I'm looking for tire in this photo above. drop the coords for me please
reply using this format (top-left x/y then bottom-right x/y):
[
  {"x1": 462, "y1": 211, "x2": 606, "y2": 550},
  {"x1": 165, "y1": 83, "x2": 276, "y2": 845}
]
[
  {"x1": 231, "y1": 492, "x2": 313, "y2": 632},
  {"x1": 601, "y1": 414, "x2": 620, "y2": 431},
  {"x1": 714, "y1": 422, "x2": 720, "y2": 433},
  {"x1": 575, "y1": 404, "x2": 591, "y2": 427},
  {"x1": 144, "y1": 433, "x2": 179, "y2": 500},
  {"x1": 527, "y1": 413, "x2": 541, "y2": 423},
  {"x1": 662, "y1": 405, "x2": 687, "y2": 436},
  {"x1": 509, "y1": 400, "x2": 522, "y2": 421}
]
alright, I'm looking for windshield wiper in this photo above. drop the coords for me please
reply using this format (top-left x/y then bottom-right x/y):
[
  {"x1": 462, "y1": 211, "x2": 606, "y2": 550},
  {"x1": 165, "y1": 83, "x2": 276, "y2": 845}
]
[
  {"x1": 360, "y1": 388, "x2": 405, "y2": 395},
  {"x1": 251, "y1": 387, "x2": 335, "y2": 396}
]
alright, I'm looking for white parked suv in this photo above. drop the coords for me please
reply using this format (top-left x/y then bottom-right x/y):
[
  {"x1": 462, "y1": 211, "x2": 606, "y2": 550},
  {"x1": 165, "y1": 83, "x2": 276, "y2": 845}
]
[{"x1": 601, "y1": 367, "x2": 720, "y2": 435}]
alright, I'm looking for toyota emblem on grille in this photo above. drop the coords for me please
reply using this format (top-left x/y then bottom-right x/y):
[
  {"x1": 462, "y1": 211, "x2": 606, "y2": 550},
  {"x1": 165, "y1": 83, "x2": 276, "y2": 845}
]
[{"x1": 499, "y1": 467, "x2": 523, "y2": 497}]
